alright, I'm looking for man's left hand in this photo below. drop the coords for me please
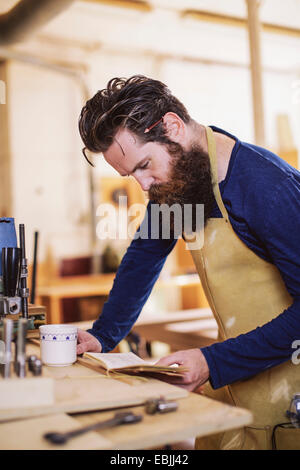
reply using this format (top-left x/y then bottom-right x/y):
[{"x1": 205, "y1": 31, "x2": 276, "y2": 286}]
[{"x1": 155, "y1": 348, "x2": 209, "y2": 392}]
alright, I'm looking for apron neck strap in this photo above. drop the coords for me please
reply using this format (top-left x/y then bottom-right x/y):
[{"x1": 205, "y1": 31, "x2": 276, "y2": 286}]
[{"x1": 205, "y1": 126, "x2": 230, "y2": 223}]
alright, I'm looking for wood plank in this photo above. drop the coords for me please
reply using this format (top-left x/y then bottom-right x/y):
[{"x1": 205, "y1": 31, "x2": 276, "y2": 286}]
[
  {"x1": 73, "y1": 393, "x2": 252, "y2": 450},
  {"x1": 133, "y1": 322, "x2": 217, "y2": 352},
  {"x1": 71, "y1": 307, "x2": 214, "y2": 328},
  {"x1": 183, "y1": 9, "x2": 300, "y2": 38},
  {"x1": 37, "y1": 275, "x2": 204, "y2": 323},
  {"x1": 0, "y1": 60, "x2": 12, "y2": 217},
  {"x1": 131, "y1": 310, "x2": 218, "y2": 351},
  {"x1": 277, "y1": 114, "x2": 295, "y2": 152},
  {"x1": 0, "y1": 377, "x2": 54, "y2": 410},
  {"x1": 0, "y1": 393, "x2": 253, "y2": 450},
  {"x1": 37, "y1": 274, "x2": 200, "y2": 298},
  {"x1": 0, "y1": 413, "x2": 111, "y2": 450},
  {"x1": 28, "y1": 304, "x2": 47, "y2": 315},
  {"x1": 0, "y1": 341, "x2": 188, "y2": 422},
  {"x1": 246, "y1": 0, "x2": 265, "y2": 146}
]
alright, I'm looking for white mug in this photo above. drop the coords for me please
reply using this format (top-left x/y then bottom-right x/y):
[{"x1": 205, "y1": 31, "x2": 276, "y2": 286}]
[{"x1": 39, "y1": 324, "x2": 78, "y2": 367}]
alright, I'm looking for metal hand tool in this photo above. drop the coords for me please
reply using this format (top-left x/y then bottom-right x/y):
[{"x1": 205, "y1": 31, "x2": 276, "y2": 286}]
[
  {"x1": 30, "y1": 231, "x2": 39, "y2": 305},
  {"x1": 44, "y1": 411, "x2": 143, "y2": 445},
  {"x1": 27, "y1": 354, "x2": 38, "y2": 372},
  {"x1": 145, "y1": 397, "x2": 178, "y2": 415},
  {"x1": 27, "y1": 355, "x2": 42, "y2": 376},
  {"x1": 2, "y1": 319, "x2": 13, "y2": 378},
  {"x1": 19, "y1": 225, "x2": 29, "y2": 319},
  {"x1": 1, "y1": 247, "x2": 21, "y2": 317},
  {"x1": 14, "y1": 318, "x2": 27, "y2": 377},
  {"x1": 31, "y1": 358, "x2": 42, "y2": 376}
]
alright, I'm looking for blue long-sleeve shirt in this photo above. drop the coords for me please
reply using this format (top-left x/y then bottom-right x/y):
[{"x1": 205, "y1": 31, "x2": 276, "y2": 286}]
[{"x1": 88, "y1": 126, "x2": 300, "y2": 389}]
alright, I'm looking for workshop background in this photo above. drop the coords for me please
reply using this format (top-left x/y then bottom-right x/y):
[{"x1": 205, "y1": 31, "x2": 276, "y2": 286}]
[{"x1": 0, "y1": 0, "x2": 299, "y2": 352}]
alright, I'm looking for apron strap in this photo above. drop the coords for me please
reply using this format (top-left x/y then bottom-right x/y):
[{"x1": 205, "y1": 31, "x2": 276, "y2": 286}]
[{"x1": 205, "y1": 126, "x2": 230, "y2": 223}]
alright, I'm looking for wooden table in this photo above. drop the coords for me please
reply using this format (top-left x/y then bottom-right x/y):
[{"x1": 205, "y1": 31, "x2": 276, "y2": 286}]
[
  {"x1": 37, "y1": 274, "x2": 201, "y2": 324},
  {"x1": 0, "y1": 393, "x2": 252, "y2": 450},
  {"x1": 71, "y1": 309, "x2": 218, "y2": 353},
  {"x1": 133, "y1": 308, "x2": 218, "y2": 351},
  {"x1": 0, "y1": 340, "x2": 252, "y2": 450},
  {"x1": 37, "y1": 273, "x2": 116, "y2": 324},
  {"x1": 72, "y1": 393, "x2": 252, "y2": 450}
]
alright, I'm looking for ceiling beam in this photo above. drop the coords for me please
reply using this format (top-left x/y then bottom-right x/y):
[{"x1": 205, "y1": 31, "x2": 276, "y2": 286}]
[
  {"x1": 246, "y1": 0, "x2": 265, "y2": 147},
  {"x1": 83, "y1": 0, "x2": 151, "y2": 12},
  {"x1": 183, "y1": 9, "x2": 300, "y2": 38},
  {"x1": 0, "y1": 0, "x2": 76, "y2": 46},
  {"x1": 82, "y1": 1, "x2": 300, "y2": 38}
]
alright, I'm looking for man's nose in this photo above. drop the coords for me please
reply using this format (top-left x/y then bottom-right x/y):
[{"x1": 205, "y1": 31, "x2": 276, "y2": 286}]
[{"x1": 134, "y1": 175, "x2": 154, "y2": 191}]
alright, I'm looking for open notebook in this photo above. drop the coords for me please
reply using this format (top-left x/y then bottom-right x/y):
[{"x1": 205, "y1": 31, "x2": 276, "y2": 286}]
[{"x1": 83, "y1": 352, "x2": 187, "y2": 378}]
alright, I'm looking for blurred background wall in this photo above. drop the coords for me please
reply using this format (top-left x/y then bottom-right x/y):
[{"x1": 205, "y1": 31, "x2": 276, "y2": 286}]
[{"x1": 0, "y1": 0, "x2": 299, "y2": 304}]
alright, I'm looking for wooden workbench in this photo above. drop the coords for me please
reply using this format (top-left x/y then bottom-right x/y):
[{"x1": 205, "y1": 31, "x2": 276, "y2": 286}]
[
  {"x1": 0, "y1": 393, "x2": 252, "y2": 450},
  {"x1": 36, "y1": 274, "x2": 202, "y2": 324},
  {"x1": 0, "y1": 385, "x2": 252, "y2": 450},
  {"x1": 0, "y1": 340, "x2": 252, "y2": 450},
  {"x1": 133, "y1": 308, "x2": 218, "y2": 351},
  {"x1": 71, "y1": 308, "x2": 218, "y2": 353}
]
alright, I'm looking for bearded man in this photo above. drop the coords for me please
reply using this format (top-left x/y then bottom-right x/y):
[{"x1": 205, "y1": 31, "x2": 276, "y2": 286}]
[{"x1": 78, "y1": 76, "x2": 300, "y2": 450}]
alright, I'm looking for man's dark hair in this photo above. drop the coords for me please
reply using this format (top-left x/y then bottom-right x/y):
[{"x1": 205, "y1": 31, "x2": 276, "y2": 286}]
[{"x1": 78, "y1": 75, "x2": 191, "y2": 166}]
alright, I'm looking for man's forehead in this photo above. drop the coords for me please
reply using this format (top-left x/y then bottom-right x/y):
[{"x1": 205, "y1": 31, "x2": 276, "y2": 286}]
[
  {"x1": 114, "y1": 128, "x2": 140, "y2": 153},
  {"x1": 104, "y1": 128, "x2": 143, "y2": 174}
]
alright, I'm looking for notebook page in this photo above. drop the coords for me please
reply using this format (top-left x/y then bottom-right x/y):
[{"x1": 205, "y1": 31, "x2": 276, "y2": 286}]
[{"x1": 84, "y1": 352, "x2": 145, "y2": 370}]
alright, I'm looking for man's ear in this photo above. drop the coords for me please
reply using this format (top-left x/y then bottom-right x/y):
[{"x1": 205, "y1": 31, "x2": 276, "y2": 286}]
[{"x1": 162, "y1": 112, "x2": 185, "y2": 143}]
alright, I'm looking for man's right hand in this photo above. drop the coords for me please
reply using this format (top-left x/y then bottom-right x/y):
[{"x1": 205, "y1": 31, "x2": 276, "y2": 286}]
[{"x1": 77, "y1": 329, "x2": 102, "y2": 355}]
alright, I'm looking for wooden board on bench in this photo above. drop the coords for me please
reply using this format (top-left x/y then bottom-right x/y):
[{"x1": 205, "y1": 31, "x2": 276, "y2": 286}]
[{"x1": 0, "y1": 342, "x2": 188, "y2": 422}]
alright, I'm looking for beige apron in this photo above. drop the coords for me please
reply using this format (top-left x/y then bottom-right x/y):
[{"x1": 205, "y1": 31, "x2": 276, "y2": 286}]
[{"x1": 186, "y1": 126, "x2": 300, "y2": 450}]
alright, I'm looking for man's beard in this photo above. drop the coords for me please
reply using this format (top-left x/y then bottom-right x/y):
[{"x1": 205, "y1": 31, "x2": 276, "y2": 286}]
[{"x1": 148, "y1": 141, "x2": 214, "y2": 235}]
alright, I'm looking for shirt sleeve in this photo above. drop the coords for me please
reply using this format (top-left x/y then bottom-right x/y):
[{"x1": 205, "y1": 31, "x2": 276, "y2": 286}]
[
  {"x1": 201, "y1": 173, "x2": 300, "y2": 389},
  {"x1": 87, "y1": 201, "x2": 177, "y2": 352}
]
